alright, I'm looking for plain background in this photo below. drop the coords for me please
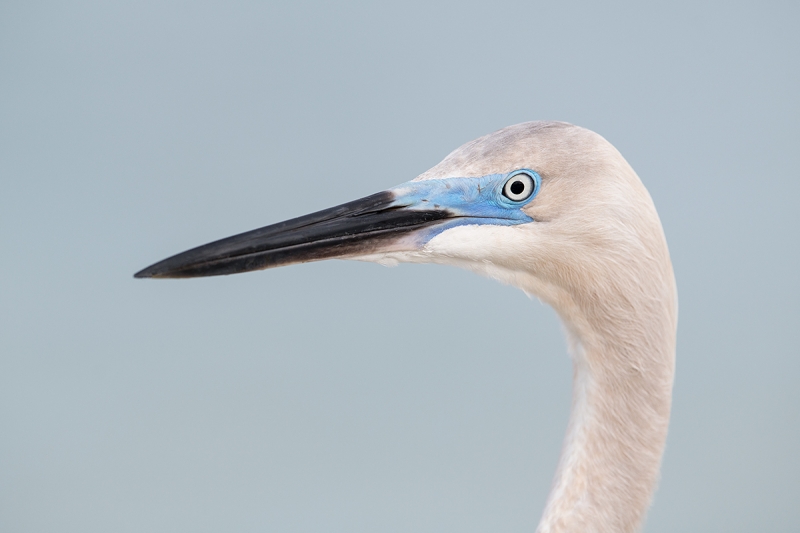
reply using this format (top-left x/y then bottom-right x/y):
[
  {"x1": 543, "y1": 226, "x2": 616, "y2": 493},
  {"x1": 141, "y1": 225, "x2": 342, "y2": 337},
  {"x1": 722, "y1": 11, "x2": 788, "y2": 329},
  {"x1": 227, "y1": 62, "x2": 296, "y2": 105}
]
[{"x1": 1, "y1": 2, "x2": 798, "y2": 532}]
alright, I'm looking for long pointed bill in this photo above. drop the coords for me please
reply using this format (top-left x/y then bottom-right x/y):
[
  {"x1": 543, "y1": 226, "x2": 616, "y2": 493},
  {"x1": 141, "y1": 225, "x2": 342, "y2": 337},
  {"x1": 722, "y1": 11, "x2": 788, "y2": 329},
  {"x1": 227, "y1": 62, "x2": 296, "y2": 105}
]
[
  {"x1": 134, "y1": 191, "x2": 449, "y2": 279},
  {"x1": 134, "y1": 174, "x2": 535, "y2": 279}
]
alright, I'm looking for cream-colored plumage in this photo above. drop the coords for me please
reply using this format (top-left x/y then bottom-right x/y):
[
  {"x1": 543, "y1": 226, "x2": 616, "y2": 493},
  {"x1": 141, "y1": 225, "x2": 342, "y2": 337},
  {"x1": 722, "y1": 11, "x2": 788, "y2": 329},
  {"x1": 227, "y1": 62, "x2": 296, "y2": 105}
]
[
  {"x1": 364, "y1": 122, "x2": 677, "y2": 532},
  {"x1": 137, "y1": 121, "x2": 677, "y2": 533}
]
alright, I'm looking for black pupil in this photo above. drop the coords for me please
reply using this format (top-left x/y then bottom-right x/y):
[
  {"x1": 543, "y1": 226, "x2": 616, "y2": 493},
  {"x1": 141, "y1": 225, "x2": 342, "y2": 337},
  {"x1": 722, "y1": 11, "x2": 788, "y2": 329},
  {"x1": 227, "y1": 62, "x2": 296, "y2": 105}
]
[{"x1": 510, "y1": 179, "x2": 525, "y2": 195}]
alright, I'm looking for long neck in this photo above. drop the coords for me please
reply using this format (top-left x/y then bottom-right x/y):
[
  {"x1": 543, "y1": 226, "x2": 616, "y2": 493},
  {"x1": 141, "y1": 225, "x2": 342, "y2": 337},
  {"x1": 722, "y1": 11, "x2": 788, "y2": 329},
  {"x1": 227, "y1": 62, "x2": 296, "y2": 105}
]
[{"x1": 536, "y1": 296, "x2": 676, "y2": 533}]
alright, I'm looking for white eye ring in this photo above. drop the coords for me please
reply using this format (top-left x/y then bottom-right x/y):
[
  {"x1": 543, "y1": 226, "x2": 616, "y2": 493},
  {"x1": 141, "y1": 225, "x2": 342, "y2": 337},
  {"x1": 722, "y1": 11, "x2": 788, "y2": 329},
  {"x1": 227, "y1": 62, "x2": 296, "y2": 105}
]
[{"x1": 502, "y1": 173, "x2": 535, "y2": 201}]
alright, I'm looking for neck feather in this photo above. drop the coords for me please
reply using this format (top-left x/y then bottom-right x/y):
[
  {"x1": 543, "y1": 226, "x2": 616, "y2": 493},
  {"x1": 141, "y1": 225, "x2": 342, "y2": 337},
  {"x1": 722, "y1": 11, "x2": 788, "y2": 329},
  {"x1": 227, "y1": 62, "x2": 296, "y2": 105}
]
[
  {"x1": 535, "y1": 288, "x2": 676, "y2": 533},
  {"x1": 526, "y1": 255, "x2": 677, "y2": 533}
]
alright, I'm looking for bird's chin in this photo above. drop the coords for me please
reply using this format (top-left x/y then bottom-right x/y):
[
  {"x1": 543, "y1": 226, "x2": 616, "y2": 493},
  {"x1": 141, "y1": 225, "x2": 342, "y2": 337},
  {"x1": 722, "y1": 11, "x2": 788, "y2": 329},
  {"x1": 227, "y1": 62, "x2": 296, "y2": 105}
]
[
  {"x1": 349, "y1": 251, "x2": 428, "y2": 268},
  {"x1": 346, "y1": 232, "x2": 436, "y2": 267}
]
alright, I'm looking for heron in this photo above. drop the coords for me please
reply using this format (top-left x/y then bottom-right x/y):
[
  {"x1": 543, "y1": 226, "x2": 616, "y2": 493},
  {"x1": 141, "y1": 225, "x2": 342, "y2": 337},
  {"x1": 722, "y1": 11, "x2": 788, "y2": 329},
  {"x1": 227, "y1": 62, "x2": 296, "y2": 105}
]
[{"x1": 135, "y1": 121, "x2": 677, "y2": 533}]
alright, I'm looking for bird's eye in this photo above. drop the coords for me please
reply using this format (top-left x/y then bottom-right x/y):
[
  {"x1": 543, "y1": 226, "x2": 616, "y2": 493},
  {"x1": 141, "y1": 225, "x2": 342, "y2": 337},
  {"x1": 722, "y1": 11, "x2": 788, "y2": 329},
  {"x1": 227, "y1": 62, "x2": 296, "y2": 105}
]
[{"x1": 502, "y1": 172, "x2": 535, "y2": 201}]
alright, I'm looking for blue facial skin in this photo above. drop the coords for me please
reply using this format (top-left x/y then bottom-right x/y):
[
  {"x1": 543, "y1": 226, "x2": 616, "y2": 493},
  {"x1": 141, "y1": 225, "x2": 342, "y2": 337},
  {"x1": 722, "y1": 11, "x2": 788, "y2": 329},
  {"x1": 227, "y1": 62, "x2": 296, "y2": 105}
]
[{"x1": 387, "y1": 170, "x2": 541, "y2": 245}]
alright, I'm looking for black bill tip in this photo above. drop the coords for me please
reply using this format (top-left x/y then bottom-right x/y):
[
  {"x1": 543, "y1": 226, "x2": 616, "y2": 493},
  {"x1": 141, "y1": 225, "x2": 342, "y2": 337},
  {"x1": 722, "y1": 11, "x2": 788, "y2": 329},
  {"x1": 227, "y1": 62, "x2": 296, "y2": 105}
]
[
  {"x1": 134, "y1": 262, "x2": 180, "y2": 279},
  {"x1": 133, "y1": 268, "x2": 155, "y2": 279}
]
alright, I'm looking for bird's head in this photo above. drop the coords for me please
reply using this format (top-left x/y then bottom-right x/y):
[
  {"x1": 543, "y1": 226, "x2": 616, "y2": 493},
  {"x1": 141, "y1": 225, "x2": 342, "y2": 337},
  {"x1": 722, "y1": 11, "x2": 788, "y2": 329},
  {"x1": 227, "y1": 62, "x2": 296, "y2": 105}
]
[{"x1": 136, "y1": 121, "x2": 673, "y2": 327}]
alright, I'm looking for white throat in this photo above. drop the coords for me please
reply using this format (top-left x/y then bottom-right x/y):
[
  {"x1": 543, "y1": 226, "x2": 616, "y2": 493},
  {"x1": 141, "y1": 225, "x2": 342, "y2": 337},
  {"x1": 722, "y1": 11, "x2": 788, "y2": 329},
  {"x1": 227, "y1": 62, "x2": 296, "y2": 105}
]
[
  {"x1": 364, "y1": 252, "x2": 677, "y2": 532},
  {"x1": 420, "y1": 258, "x2": 677, "y2": 533},
  {"x1": 505, "y1": 257, "x2": 677, "y2": 533},
  {"x1": 537, "y1": 326, "x2": 673, "y2": 533}
]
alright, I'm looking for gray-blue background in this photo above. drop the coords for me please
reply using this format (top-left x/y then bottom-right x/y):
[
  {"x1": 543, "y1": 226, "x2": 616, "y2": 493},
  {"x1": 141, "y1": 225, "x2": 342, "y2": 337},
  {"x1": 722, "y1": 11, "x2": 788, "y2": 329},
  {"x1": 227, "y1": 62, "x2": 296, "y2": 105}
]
[{"x1": 1, "y1": 2, "x2": 798, "y2": 532}]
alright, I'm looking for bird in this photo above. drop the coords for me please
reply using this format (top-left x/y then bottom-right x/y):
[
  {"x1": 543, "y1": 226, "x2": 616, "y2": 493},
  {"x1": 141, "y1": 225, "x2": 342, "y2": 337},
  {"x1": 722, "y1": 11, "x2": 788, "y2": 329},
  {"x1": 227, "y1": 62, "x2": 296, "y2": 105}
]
[{"x1": 135, "y1": 121, "x2": 677, "y2": 533}]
